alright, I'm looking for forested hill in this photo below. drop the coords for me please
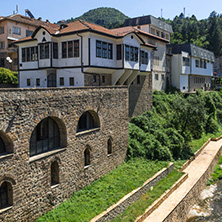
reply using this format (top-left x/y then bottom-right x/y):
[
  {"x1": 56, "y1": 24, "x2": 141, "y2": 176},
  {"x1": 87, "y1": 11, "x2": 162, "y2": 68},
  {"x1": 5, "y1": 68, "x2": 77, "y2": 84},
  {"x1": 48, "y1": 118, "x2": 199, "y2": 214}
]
[
  {"x1": 57, "y1": 7, "x2": 129, "y2": 29},
  {"x1": 162, "y1": 11, "x2": 222, "y2": 57}
]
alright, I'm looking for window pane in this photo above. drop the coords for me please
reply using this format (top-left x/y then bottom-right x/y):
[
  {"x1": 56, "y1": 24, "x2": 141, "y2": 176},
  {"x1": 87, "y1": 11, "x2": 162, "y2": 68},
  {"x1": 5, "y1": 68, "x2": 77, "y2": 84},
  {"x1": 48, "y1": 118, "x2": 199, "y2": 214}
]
[
  {"x1": 74, "y1": 40, "x2": 79, "y2": 57},
  {"x1": 125, "y1": 45, "x2": 129, "y2": 61},
  {"x1": 22, "y1": 48, "x2": 26, "y2": 62},
  {"x1": 40, "y1": 45, "x2": 44, "y2": 59},
  {"x1": 62, "y1": 42, "x2": 67, "y2": 58},
  {"x1": 53, "y1": 43, "x2": 58, "y2": 59},
  {"x1": 96, "y1": 41, "x2": 101, "y2": 57},
  {"x1": 108, "y1": 43, "x2": 112, "y2": 59},
  {"x1": 68, "y1": 41, "x2": 73, "y2": 58},
  {"x1": 69, "y1": 77, "x2": 74, "y2": 86},
  {"x1": 117, "y1": 44, "x2": 122, "y2": 60},
  {"x1": 45, "y1": 43, "x2": 49, "y2": 59},
  {"x1": 102, "y1": 42, "x2": 107, "y2": 58}
]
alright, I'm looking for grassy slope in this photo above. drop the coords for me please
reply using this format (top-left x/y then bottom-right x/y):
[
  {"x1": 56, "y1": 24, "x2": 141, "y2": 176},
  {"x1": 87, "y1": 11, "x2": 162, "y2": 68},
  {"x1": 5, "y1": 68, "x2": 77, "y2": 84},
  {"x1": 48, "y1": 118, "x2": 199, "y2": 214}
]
[{"x1": 37, "y1": 159, "x2": 169, "y2": 222}]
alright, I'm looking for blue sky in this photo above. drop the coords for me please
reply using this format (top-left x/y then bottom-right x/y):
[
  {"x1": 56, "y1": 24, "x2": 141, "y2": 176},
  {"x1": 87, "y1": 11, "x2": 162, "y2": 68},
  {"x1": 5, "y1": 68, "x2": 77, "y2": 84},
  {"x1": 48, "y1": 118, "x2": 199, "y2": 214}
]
[{"x1": 1, "y1": 0, "x2": 222, "y2": 23}]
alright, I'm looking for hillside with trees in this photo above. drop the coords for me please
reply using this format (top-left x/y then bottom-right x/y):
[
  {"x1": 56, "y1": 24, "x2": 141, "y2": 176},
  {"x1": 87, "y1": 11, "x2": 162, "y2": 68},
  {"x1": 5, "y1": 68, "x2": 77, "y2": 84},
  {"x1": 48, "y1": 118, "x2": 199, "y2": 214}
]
[
  {"x1": 57, "y1": 7, "x2": 129, "y2": 29},
  {"x1": 163, "y1": 11, "x2": 222, "y2": 57}
]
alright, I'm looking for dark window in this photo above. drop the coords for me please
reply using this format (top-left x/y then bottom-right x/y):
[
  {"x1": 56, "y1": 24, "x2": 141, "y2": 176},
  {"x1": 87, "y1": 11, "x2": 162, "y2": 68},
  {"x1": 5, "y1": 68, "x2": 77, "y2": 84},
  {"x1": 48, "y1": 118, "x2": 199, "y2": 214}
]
[
  {"x1": 117, "y1": 44, "x2": 122, "y2": 60},
  {"x1": 135, "y1": 47, "x2": 138, "y2": 62},
  {"x1": 36, "y1": 78, "x2": 40, "y2": 86},
  {"x1": 31, "y1": 47, "x2": 35, "y2": 61},
  {"x1": 0, "y1": 182, "x2": 12, "y2": 209},
  {"x1": 204, "y1": 60, "x2": 207, "y2": 69},
  {"x1": 93, "y1": 75, "x2": 97, "y2": 83},
  {"x1": 102, "y1": 76, "x2": 105, "y2": 83},
  {"x1": 0, "y1": 27, "x2": 4, "y2": 34},
  {"x1": 195, "y1": 59, "x2": 199, "y2": 68},
  {"x1": 84, "y1": 147, "x2": 90, "y2": 167},
  {"x1": 0, "y1": 59, "x2": 4, "y2": 67},
  {"x1": 68, "y1": 41, "x2": 73, "y2": 58},
  {"x1": 0, "y1": 42, "x2": 4, "y2": 49},
  {"x1": 162, "y1": 74, "x2": 164, "y2": 80},
  {"x1": 155, "y1": 74, "x2": 159, "y2": 80},
  {"x1": 22, "y1": 48, "x2": 25, "y2": 62},
  {"x1": 74, "y1": 40, "x2": 79, "y2": 57},
  {"x1": 27, "y1": 79, "x2": 31, "y2": 86},
  {"x1": 102, "y1": 42, "x2": 107, "y2": 58},
  {"x1": 108, "y1": 43, "x2": 113, "y2": 59},
  {"x1": 53, "y1": 43, "x2": 58, "y2": 59},
  {"x1": 77, "y1": 111, "x2": 100, "y2": 132},
  {"x1": 51, "y1": 161, "x2": 59, "y2": 186},
  {"x1": 183, "y1": 57, "x2": 190, "y2": 66},
  {"x1": 137, "y1": 75, "x2": 140, "y2": 84},
  {"x1": 0, "y1": 137, "x2": 6, "y2": 154},
  {"x1": 30, "y1": 117, "x2": 60, "y2": 156},
  {"x1": 108, "y1": 138, "x2": 112, "y2": 155},
  {"x1": 125, "y1": 45, "x2": 129, "y2": 61},
  {"x1": 40, "y1": 43, "x2": 49, "y2": 60},
  {"x1": 141, "y1": 51, "x2": 145, "y2": 64},
  {"x1": 144, "y1": 52, "x2": 148, "y2": 64},
  {"x1": 27, "y1": 48, "x2": 30, "y2": 62},
  {"x1": 62, "y1": 42, "x2": 67, "y2": 58},
  {"x1": 130, "y1": 46, "x2": 134, "y2": 61},
  {"x1": 96, "y1": 40, "x2": 101, "y2": 57},
  {"x1": 69, "y1": 77, "x2": 74, "y2": 86},
  {"x1": 60, "y1": 77, "x2": 64, "y2": 86},
  {"x1": 26, "y1": 30, "x2": 33, "y2": 37}
]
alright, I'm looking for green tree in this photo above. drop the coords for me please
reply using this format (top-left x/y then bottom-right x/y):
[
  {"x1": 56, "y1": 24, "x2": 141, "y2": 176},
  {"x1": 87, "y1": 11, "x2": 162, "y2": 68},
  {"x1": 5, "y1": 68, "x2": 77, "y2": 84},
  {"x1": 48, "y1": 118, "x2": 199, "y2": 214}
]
[{"x1": 0, "y1": 68, "x2": 18, "y2": 84}]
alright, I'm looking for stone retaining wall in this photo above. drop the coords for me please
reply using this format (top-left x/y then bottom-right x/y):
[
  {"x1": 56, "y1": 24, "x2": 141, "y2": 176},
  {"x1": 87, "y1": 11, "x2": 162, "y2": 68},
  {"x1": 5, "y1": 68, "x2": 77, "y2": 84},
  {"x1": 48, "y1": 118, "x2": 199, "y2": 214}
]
[
  {"x1": 0, "y1": 86, "x2": 128, "y2": 221},
  {"x1": 91, "y1": 162, "x2": 174, "y2": 222}
]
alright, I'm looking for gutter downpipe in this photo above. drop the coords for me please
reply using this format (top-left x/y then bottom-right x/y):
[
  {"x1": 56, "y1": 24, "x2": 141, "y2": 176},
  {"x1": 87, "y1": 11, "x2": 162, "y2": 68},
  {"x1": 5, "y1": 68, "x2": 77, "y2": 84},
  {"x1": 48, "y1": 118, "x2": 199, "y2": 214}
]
[{"x1": 77, "y1": 33, "x2": 101, "y2": 86}]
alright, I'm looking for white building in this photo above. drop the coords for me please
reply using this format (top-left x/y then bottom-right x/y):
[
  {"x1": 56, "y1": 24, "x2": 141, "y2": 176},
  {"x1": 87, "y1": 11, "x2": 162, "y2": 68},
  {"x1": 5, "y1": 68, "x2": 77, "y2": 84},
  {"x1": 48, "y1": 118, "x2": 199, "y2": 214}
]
[
  {"x1": 14, "y1": 20, "x2": 155, "y2": 89},
  {"x1": 168, "y1": 44, "x2": 215, "y2": 92},
  {"x1": 122, "y1": 15, "x2": 173, "y2": 91}
]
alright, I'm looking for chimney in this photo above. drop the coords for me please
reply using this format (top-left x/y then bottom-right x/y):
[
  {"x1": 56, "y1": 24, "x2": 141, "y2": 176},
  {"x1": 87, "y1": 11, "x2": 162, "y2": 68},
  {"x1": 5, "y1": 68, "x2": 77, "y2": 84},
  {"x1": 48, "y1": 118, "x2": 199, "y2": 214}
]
[{"x1": 38, "y1": 17, "x2": 42, "y2": 21}]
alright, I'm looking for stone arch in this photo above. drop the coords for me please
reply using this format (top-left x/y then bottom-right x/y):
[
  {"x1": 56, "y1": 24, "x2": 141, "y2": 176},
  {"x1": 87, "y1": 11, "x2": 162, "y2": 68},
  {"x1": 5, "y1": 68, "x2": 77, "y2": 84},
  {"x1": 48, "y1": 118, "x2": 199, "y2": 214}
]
[
  {"x1": 29, "y1": 116, "x2": 67, "y2": 156},
  {"x1": 0, "y1": 130, "x2": 13, "y2": 154},
  {"x1": 77, "y1": 110, "x2": 100, "y2": 132}
]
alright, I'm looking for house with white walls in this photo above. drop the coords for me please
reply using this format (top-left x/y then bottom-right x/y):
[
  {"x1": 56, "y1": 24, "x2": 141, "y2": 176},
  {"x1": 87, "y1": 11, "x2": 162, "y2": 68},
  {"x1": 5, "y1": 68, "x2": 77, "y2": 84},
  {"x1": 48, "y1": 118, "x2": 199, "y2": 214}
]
[
  {"x1": 14, "y1": 19, "x2": 156, "y2": 117},
  {"x1": 122, "y1": 15, "x2": 173, "y2": 91},
  {"x1": 168, "y1": 44, "x2": 215, "y2": 92}
]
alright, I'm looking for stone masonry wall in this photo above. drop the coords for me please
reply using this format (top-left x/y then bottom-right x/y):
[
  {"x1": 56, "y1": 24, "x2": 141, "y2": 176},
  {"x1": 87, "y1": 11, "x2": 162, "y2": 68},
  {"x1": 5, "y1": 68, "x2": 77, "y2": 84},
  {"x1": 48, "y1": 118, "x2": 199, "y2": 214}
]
[
  {"x1": 129, "y1": 74, "x2": 152, "y2": 117},
  {"x1": 0, "y1": 86, "x2": 128, "y2": 221}
]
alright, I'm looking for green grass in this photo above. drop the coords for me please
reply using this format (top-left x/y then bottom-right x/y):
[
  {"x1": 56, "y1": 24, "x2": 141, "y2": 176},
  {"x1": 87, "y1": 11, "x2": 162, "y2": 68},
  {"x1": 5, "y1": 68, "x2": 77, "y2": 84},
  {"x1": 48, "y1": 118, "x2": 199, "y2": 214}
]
[
  {"x1": 189, "y1": 126, "x2": 222, "y2": 153},
  {"x1": 37, "y1": 158, "x2": 169, "y2": 222},
  {"x1": 208, "y1": 156, "x2": 222, "y2": 185},
  {"x1": 111, "y1": 170, "x2": 184, "y2": 222}
]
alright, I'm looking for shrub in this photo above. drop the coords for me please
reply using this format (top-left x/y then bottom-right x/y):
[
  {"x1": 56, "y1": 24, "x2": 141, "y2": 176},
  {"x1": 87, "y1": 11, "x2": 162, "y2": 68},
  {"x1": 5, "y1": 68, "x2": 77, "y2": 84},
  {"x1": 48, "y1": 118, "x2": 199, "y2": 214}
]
[{"x1": 0, "y1": 68, "x2": 18, "y2": 84}]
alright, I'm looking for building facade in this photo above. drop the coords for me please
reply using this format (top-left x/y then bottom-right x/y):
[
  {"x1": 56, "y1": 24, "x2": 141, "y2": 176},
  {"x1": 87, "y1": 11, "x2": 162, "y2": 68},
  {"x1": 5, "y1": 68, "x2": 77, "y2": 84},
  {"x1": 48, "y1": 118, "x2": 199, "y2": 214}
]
[
  {"x1": 123, "y1": 15, "x2": 173, "y2": 91},
  {"x1": 15, "y1": 20, "x2": 155, "y2": 117},
  {"x1": 168, "y1": 44, "x2": 215, "y2": 92},
  {"x1": 0, "y1": 86, "x2": 128, "y2": 221},
  {"x1": 0, "y1": 14, "x2": 58, "y2": 71}
]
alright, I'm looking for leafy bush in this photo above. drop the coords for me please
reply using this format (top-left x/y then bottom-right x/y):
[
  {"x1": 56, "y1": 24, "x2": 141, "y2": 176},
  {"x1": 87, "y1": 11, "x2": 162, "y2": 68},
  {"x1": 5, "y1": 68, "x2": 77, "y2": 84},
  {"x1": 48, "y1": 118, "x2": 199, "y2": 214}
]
[
  {"x1": 0, "y1": 68, "x2": 18, "y2": 84},
  {"x1": 128, "y1": 90, "x2": 222, "y2": 161}
]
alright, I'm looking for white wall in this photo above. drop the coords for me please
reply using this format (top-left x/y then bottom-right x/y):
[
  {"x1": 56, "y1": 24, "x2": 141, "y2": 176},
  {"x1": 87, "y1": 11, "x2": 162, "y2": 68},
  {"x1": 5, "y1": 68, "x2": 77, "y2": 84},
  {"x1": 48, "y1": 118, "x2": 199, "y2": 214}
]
[
  {"x1": 191, "y1": 57, "x2": 213, "y2": 76},
  {"x1": 171, "y1": 55, "x2": 180, "y2": 89},
  {"x1": 180, "y1": 74, "x2": 188, "y2": 92}
]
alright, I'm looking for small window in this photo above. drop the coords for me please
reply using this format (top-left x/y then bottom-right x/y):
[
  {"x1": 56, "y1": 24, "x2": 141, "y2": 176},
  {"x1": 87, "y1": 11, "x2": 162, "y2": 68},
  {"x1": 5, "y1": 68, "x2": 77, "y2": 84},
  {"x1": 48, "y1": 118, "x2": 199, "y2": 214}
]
[
  {"x1": 117, "y1": 44, "x2": 122, "y2": 60},
  {"x1": 0, "y1": 182, "x2": 13, "y2": 209},
  {"x1": 12, "y1": 26, "x2": 21, "y2": 35},
  {"x1": 93, "y1": 75, "x2": 96, "y2": 83},
  {"x1": 84, "y1": 147, "x2": 90, "y2": 167},
  {"x1": 125, "y1": 45, "x2": 130, "y2": 61},
  {"x1": 53, "y1": 43, "x2": 58, "y2": 59},
  {"x1": 204, "y1": 60, "x2": 207, "y2": 69},
  {"x1": 155, "y1": 74, "x2": 159, "y2": 80},
  {"x1": 68, "y1": 41, "x2": 73, "y2": 58},
  {"x1": 96, "y1": 40, "x2": 102, "y2": 58},
  {"x1": 183, "y1": 57, "x2": 190, "y2": 66},
  {"x1": 0, "y1": 27, "x2": 4, "y2": 34},
  {"x1": 69, "y1": 77, "x2": 74, "y2": 86},
  {"x1": 161, "y1": 74, "x2": 164, "y2": 80},
  {"x1": 74, "y1": 40, "x2": 79, "y2": 57},
  {"x1": 0, "y1": 42, "x2": 4, "y2": 49},
  {"x1": 26, "y1": 30, "x2": 33, "y2": 37},
  {"x1": 130, "y1": 46, "x2": 135, "y2": 61},
  {"x1": 51, "y1": 161, "x2": 59, "y2": 186},
  {"x1": 108, "y1": 43, "x2": 113, "y2": 59},
  {"x1": 27, "y1": 79, "x2": 31, "y2": 86},
  {"x1": 195, "y1": 59, "x2": 199, "y2": 68},
  {"x1": 102, "y1": 42, "x2": 107, "y2": 58},
  {"x1": 36, "y1": 78, "x2": 40, "y2": 86},
  {"x1": 107, "y1": 138, "x2": 112, "y2": 155},
  {"x1": 62, "y1": 42, "x2": 67, "y2": 58},
  {"x1": 137, "y1": 75, "x2": 140, "y2": 84},
  {"x1": 60, "y1": 77, "x2": 64, "y2": 86},
  {"x1": 102, "y1": 76, "x2": 105, "y2": 83}
]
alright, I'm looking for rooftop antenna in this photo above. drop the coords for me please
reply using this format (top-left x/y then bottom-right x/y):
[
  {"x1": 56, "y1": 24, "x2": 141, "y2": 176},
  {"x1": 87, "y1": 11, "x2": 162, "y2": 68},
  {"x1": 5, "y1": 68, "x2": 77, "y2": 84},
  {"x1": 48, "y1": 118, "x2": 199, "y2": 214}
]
[
  {"x1": 161, "y1": 9, "x2": 163, "y2": 18},
  {"x1": 183, "y1": 7, "x2": 186, "y2": 18},
  {"x1": 16, "y1": 5, "x2": 19, "y2": 14}
]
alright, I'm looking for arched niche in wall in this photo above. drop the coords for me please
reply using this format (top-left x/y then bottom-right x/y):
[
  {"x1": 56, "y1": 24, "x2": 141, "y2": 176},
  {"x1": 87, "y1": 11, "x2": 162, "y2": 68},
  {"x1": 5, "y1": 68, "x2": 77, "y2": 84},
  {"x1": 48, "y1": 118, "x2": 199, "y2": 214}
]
[
  {"x1": 29, "y1": 116, "x2": 67, "y2": 157},
  {"x1": 77, "y1": 110, "x2": 100, "y2": 133},
  {"x1": 0, "y1": 131, "x2": 13, "y2": 155}
]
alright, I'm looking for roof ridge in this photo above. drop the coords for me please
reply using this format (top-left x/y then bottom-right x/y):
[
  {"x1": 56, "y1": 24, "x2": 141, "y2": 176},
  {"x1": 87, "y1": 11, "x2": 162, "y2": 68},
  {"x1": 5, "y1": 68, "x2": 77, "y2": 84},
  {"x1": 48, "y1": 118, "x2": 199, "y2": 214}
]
[{"x1": 78, "y1": 19, "x2": 92, "y2": 29}]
